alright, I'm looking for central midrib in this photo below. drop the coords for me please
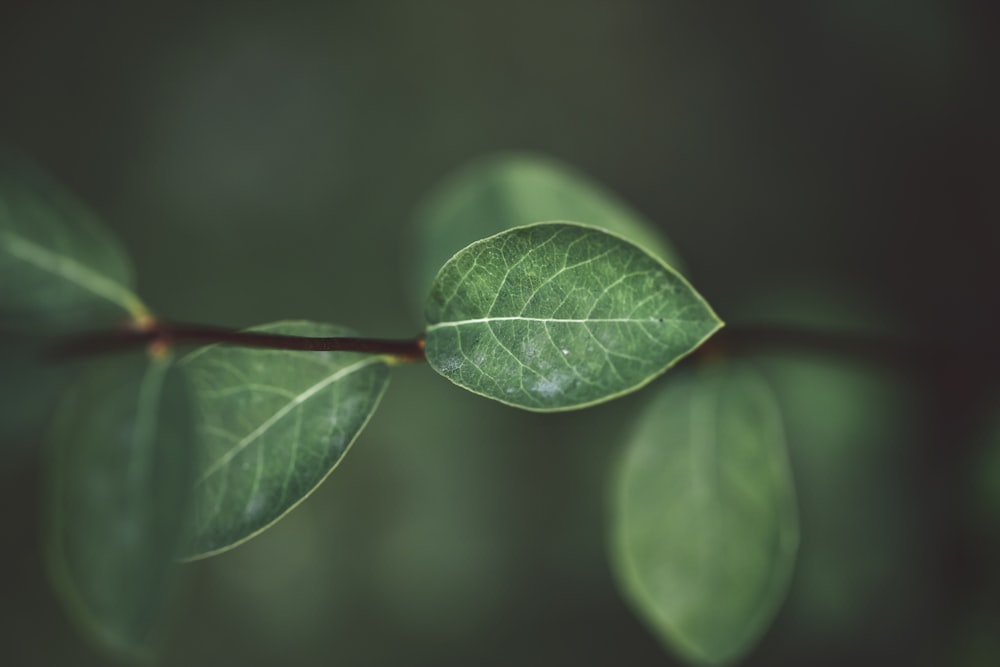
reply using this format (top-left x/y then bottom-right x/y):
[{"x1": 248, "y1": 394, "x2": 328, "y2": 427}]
[{"x1": 426, "y1": 315, "x2": 664, "y2": 331}]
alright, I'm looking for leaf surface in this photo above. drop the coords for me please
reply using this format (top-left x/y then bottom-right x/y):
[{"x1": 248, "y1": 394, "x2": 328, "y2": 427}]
[
  {"x1": 180, "y1": 320, "x2": 390, "y2": 558},
  {"x1": 411, "y1": 153, "x2": 685, "y2": 310},
  {"x1": 424, "y1": 223, "x2": 720, "y2": 411},
  {"x1": 611, "y1": 365, "x2": 798, "y2": 666},
  {"x1": 45, "y1": 352, "x2": 195, "y2": 661},
  {"x1": 0, "y1": 161, "x2": 146, "y2": 331}
]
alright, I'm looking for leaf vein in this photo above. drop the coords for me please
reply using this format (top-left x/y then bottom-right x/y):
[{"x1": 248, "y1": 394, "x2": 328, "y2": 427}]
[
  {"x1": 1, "y1": 231, "x2": 145, "y2": 317},
  {"x1": 195, "y1": 357, "x2": 381, "y2": 485}
]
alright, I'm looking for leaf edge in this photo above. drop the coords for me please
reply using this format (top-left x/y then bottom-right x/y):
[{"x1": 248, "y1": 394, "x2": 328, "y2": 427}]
[
  {"x1": 177, "y1": 320, "x2": 392, "y2": 561},
  {"x1": 423, "y1": 221, "x2": 724, "y2": 412}
]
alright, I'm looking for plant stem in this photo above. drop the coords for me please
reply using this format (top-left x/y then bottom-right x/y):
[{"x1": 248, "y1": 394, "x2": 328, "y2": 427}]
[
  {"x1": 51, "y1": 321, "x2": 426, "y2": 362},
  {"x1": 50, "y1": 320, "x2": 945, "y2": 373}
]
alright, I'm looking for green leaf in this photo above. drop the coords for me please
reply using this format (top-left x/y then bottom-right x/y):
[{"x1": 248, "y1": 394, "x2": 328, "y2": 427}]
[
  {"x1": 611, "y1": 364, "x2": 798, "y2": 666},
  {"x1": 45, "y1": 352, "x2": 195, "y2": 662},
  {"x1": 423, "y1": 223, "x2": 721, "y2": 411},
  {"x1": 410, "y1": 152, "x2": 685, "y2": 311},
  {"x1": 180, "y1": 320, "x2": 390, "y2": 559},
  {"x1": 0, "y1": 159, "x2": 147, "y2": 332}
]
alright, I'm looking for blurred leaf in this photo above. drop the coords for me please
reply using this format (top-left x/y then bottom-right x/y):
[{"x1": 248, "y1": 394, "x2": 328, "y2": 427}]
[
  {"x1": 410, "y1": 152, "x2": 685, "y2": 311},
  {"x1": 611, "y1": 364, "x2": 798, "y2": 666},
  {"x1": 974, "y1": 402, "x2": 1000, "y2": 526},
  {"x1": 45, "y1": 352, "x2": 195, "y2": 662},
  {"x1": 763, "y1": 355, "x2": 920, "y2": 640},
  {"x1": 180, "y1": 320, "x2": 390, "y2": 559},
  {"x1": 424, "y1": 223, "x2": 721, "y2": 411},
  {"x1": 733, "y1": 288, "x2": 923, "y2": 645},
  {"x1": 948, "y1": 607, "x2": 1000, "y2": 667},
  {"x1": 0, "y1": 160, "x2": 147, "y2": 332}
]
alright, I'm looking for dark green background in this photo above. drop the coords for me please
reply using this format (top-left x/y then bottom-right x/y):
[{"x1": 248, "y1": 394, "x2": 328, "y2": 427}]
[{"x1": 1, "y1": 1, "x2": 996, "y2": 665}]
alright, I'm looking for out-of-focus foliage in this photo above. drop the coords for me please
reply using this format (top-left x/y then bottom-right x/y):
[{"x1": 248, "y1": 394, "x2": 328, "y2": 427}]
[
  {"x1": 950, "y1": 402, "x2": 1000, "y2": 667},
  {"x1": 410, "y1": 153, "x2": 686, "y2": 311},
  {"x1": 0, "y1": 160, "x2": 146, "y2": 331},
  {"x1": 0, "y1": 160, "x2": 148, "y2": 459},
  {"x1": 612, "y1": 364, "x2": 797, "y2": 665},
  {"x1": 761, "y1": 353, "x2": 922, "y2": 646},
  {"x1": 45, "y1": 352, "x2": 194, "y2": 662},
  {"x1": 971, "y1": 405, "x2": 1000, "y2": 533},
  {"x1": 733, "y1": 289, "x2": 927, "y2": 656},
  {"x1": 0, "y1": 0, "x2": 994, "y2": 666}
]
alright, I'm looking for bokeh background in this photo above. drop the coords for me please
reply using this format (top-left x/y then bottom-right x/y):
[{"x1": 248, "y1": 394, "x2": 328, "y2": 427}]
[{"x1": 1, "y1": 1, "x2": 997, "y2": 665}]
